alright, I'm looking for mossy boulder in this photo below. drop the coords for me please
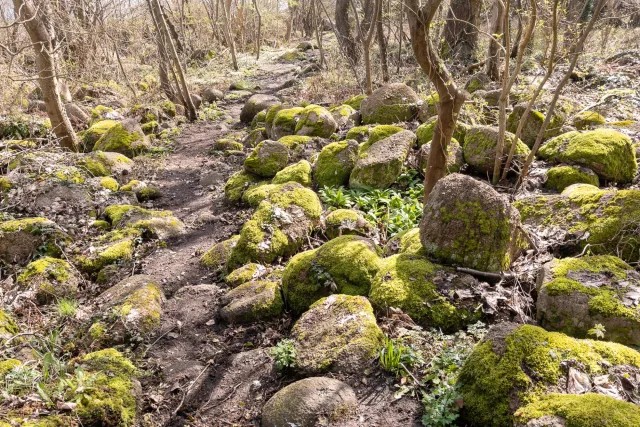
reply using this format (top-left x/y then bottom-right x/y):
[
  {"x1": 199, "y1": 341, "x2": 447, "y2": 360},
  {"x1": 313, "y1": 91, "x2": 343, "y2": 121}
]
[
  {"x1": 294, "y1": 105, "x2": 338, "y2": 138},
  {"x1": 281, "y1": 235, "x2": 382, "y2": 314},
  {"x1": 417, "y1": 92, "x2": 440, "y2": 120},
  {"x1": 77, "y1": 228, "x2": 141, "y2": 273},
  {"x1": 313, "y1": 139, "x2": 359, "y2": 188},
  {"x1": 342, "y1": 94, "x2": 367, "y2": 110},
  {"x1": 243, "y1": 127, "x2": 267, "y2": 148},
  {"x1": 228, "y1": 184, "x2": 322, "y2": 269},
  {"x1": 229, "y1": 80, "x2": 258, "y2": 91},
  {"x1": 538, "y1": 129, "x2": 637, "y2": 183},
  {"x1": 506, "y1": 104, "x2": 564, "y2": 148},
  {"x1": 213, "y1": 138, "x2": 243, "y2": 151},
  {"x1": 100, "y1": 176, "x2": 119, "y2": 191},
  {"x1": 78, "y1": 120, "x2": 118, "y2": 152},
  {"x1": 345, "y1": 125, "x2": 370, "y2": 143},
  {"x1": 369, "y1": 254, "x2": 481, "y2": 330},
  {"x1": 270, "y1": 107, "x2": 304, "y2": 139},
  {"x1": 272, "y1": 160, "x2": 312, "y2": 186},
  {"x1": 225, "y1": 263, "x2": 268, "y2": 288},
  {"x1": 200, "y1": 235, "x2": 240, "y2": 272},
  {"x1": 224, "y1": 170, "x2": 262, "y2": 202},
  {"x1": 262, "y1": 377, "x2": 358, "y2": 427},
  {"x1": 220, "y1": 279, "x2": 283, "y2": 323},
  {"x1": 514, "y1": 186, "x2": 640, "y2": 262},
  {"x1": 92, "y1": 120, "x2": 150, "y2": 157},
  {"x1": 384, "y1": 227, "x2": 424, "y2": 256},
  {"x1": 419, "y1": 174, "x2": 528, "y2": 272},
  {"x1": 359, "y1": 125, "x2": 404, "y2": 153},
  {"x1": 251, "y1": 111, "x2": 267, "y2": 129},
  {"x1": 277, "y1": 135, "x2": 312, "y2": 150},
  {"x1": 0, "y1": 217, "x2": 66, "y2": 263},
  {"x1": 0, "y1": 310, "x2": 19, "y2": 342},
  {"x1": 459, "y1": 322, "x2": 640, "y2": 426},
  {"x1": 244, "y1": 140, "x2": 289, "y2": 177},
  {"x1": 329, "y1": 104, "x2": 357, "y2": 128},
  {"x1": 240, "y1": 94, "x2": 280, "y2": 124},
  {"x1": 536, "y1": 255, "x2": 640, "y2": 345},
  {"x1": 73, "y1": 349, "x2": 138, "y2": 426},
  {"x1": 462, "y1": 125, "x2": 530, "y2": 175},
  {"x1": 350, "y1": 130, "x2": 415, "y2": 190},
  {"x1": 292, "y1": 294, "x2": 384, "y2": 374},
  {"x1": 545, "y1": 165, "x2": 599, "y2": 192},
  {"x1": 104, "y1": 204, "x2": 185, "y2": 239},
  {"x1": 360, "y1": 83, "x2": 419, "y2": 124},
  {"x1": 573, "y1": 110, "x2": 606, "y2": 130},
  {"x1": 465, "y1": 72, "x2": 491, "y2": 93},
  {"x1": 323, "y1": 209, "x2": 374, "y2": 239},
  {"x1": 79, "y1": 151, "x2": 133, "y2": 179},
  {"x1": 264, "y1": 104, "x2": 284, "y2": 136},
  {"x1": 417, "y1": 138, "x2": 464, "y2": 174},
  {"x1": 17, "y1": 257, "x2": 79, "y2": 304}
]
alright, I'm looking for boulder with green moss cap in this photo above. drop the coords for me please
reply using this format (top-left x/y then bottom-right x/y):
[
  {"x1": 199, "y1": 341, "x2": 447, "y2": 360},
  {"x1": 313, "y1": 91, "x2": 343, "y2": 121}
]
[
  {"x1": 417, "y1": 138, "x2": 464, "y2": 174},
  {"x1": 329, "y1": 104, "x2": 358, "y2": 128},
  {"x1": 228, "y1": 183, "x2": 322, "y2": 269},
  {"x1": 78, "y1": 119, "x2": 118, "y2": 152},
  {"x1": 345, "y1": 125, "x2": 370, "y2": 143},
  {"x1": 225, "y1": 263, "x2": 268, "y2": 288},
  {"x1": 342, "y1": 94, "x2": 367, "y2": 110},
  {"x1": 251, "y1": 110, "x2": 267, "y2": 128},
  {"x1": 104, "y1": 204, "x2": 185, "y2": 239},
  {"x1": 536, "y1": 255, "x2": 640, "y2": 345},
  {"x1": 269, "y1": 107, "x2": 304, "y2": 139},
  {"x1": 240, "y1": 94, "x2": 280, "y2": 124},
  {"x1": 313, "y1": 139, "x2": 359, "y2": 188},
  {"x1": 359, "y1": 125, "x2": 404, "y2": 153},
  {"x1": 220, "y1": 279, "x2": 283, "y2": 323},
  {"x1": 200, "y1": 235, "x2": 240, "y2": 272},
  {"x1": 244, "y1": 140, "x2": 289, "y2": 177},
  {"x1": 463, "y1": 125, "x2": 531, "y2": 175},
  {"x1": 419, "y1": 174, "x2": 528, "y2": 272},
  {"x1": 281, "y1": 235, "x2": 382, "y2": 314},
  {"x1": 369, "y1": 253, "x2": 482, "y2": 330},
  {"x1": 213, "y1": 138, "x2": 243, "y2": 151},
  {"x1": 544, "y1": 164, "x2": 599, "y2": 192},
  {"x1": 242, "y1": 127, "x2": 267, "y2": 148},
  {"x1": 0, "y1": 310, "x2": 19, "y2": 342},
  {"x1": 459, "y1": 322, "x2": 640, "y2": 426},
  {"x1": 538, "y1": 129, "x2": 637, "y2": 182},
  {"x1": 92, "y1": 119, "x2": 150, "y2": 157},
  {"x1": 506, "y1": 104, "x2": 565, "y2": 147},
  {"x1": 464, "y1": 72, "x2": 491, "y2": 93},
  {"x1": 514, "y1": 185, "x2": 640, "y2": 262},
  {"x1": 272, "y1": 160, "x2": 312, "y2": 186},
  {"x1": 264, "y1": 104, "x2": 283, "y2": 136},
  {"x1": 360, "y1": 83, "x2": 419, "y2": 124},
  {"x1": 293, "y1": 105, "x2": 337, "y2": 138},
  {"x1": 262, "y1": 377, "x2": 358, "y2": 427},
  {"x1": 17, "y1": 257, "x2": 79, "y2": 304},
  {"x1": 350, "y1": 130, "x2": 415, "y2": 190},
  {"x1": 77, "y1": 227, "x2": 142, "y2": 273},
  {"x1": 0, "y1": 217, "x2": 66, "y2": 263},
  {"x1": 224, "y1": 170, "x2": 262, "y2": 202},
  {"x1": 291, "y1": 294, "x2": 384, "y2": 374},
  {"x1": 384, "y1": 227, "x2": 424, "y2": 256},
  {"x1": 73, "y1": 349, "x2": 139, "y2": 426},
  {"x1": 573, "y1": 110, "x2": 606, "y2": 129},
  {"x1": 323, "y1": 209, "x2": 374, "y2": 239},
  {"x1": 79, "y1": 151, "x2": 133, "y2": 180}
]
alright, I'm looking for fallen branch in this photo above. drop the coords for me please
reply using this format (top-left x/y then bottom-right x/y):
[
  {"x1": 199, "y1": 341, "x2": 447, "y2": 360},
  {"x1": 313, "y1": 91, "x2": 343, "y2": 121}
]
[{"x1": 455, "y1": 267, "x2": 515, "y2": 281}]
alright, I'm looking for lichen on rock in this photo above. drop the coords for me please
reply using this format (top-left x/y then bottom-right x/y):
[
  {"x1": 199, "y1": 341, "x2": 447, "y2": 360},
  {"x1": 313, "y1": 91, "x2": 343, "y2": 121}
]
[
  {"x1": 294, "y1": 104, "x2": 337, "y2": 138},
  {"x1": 463, "y1": 125, "x2": 530, "y2": 175},
  {"x1": 360, "y1": 83, "x2": 419, "y2": 124},
  {"x1": 272, "y1": 160, "x2": 312, "y2": 186},
  {"x1": 323, "y1": 209, "x2": 374, "y2": 239},
  {"x1": 244, "y1": 140, "x2": 289, "y2": 177},
  {"x1": 220, "y1": 279, "x2": 283, "y2": 323}
]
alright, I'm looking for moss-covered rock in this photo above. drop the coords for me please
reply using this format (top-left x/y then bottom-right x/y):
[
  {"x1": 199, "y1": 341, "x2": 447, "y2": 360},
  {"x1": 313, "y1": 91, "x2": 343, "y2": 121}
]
[
  {"x1": 228, "y1": 184, "x2": 322, "y2": 269},
  {"x1": 264, "y1": 104, "x2": 284, "y2": 137},
  {"x1": 342, "y1": 94, "x2": 367, "y2": 110},
  {"x1": 344, "y1": 125, "x2": 370, "y2": 143},
  {"x1": 281, "y1": 235, "x2": 382, "y2": 314},
  {"x1": 294, "y1": 105, "x2": 338, "y2": 138},
  {"x1": 350, "y1": 130, "x2": 415, "y2": 190},
  {"x1": 100, "y1": 176, "x2": 119, "y2": 191},
  {"x1": 224, "y1": 170, "x2": 263, "y2": 202},
  {"x1": 536, "y1": 255, "x2": 640, "y2": 345},
  {"x1": 78, "y1": 120, "x2": 118, "y2": 152},
  {"x1": 77, "y1": 228, "x2": 141, "y2": 273},
  {"x1": 243, "y1": 127, "x2": 267, "y2": 148},
  {"x1": 104, "y1": 204, "x2": 185, "y2": 239},
  {"x1": 74, "y1": 349, "x2": 138, "y2": 426},
  {"x1": 359, "y1": 125, "x2": 404, "y2": 153},
  {"x1": 417, "y1": 92, "x2": 440, "y2": 120},
  {"x1": 79, "y1": 151, "x2": 133, "y2": 179},
  {"x1": 220, "y1": 279, "x2": 283, "y2": 323},
  {"x1": 573, "y1": 110, "x2": 606, "y2": 130},
  {"x1": 545, "y1": 165, "x2": 599, "y2": 192},
  {"x1": 313, "y1": 139, "x2": 359, "y2": 188},
  {"x1": 92, "y1": 120, "x2": 149, "y2": 157},
  {"x1": 262, "y1": 377, "x2": 357, "y2": 427},
  {"x1": 329, "y1": 104, "x2": 357, "y2": 128},
  {"x1": 140, "y1": 120, "x2": 158, "y2": 135},
  {"x1": 292, "y1": 294, "x2": 384, "y2": 374},
  {"x1": 420, "y1": 174, "x2": 528, "y2": 272},
  {"x1": 384, "y1": 227, "x2": 424, "y2": 256},
  {"x1": 464, "y1": 72, "x2": 490, "y2": 94},
  {"x1": 369, "y1": 254, "x2": 481, "y2": 330},
  {"x1": 514, "y1": 186, "x2": 640, "y2": 262},
  {"x1": 360, "y1": 83, "x2": 419, "y2": 124},
  {"x1": 0, "y1": 310, "x2": 19, "y2": 342},
  {"x1": 17, "y1": 257, "x2": 79, "y2": 304},
  {"x1": 323, "y1": 209, "x2": 374, "y2": 239},
  {"x1": 270, "y1": 107, "x2": 304, "y2": 139},
  {"x1": 0, "y1": 217, "x2": 66, "y2": 263},
  {"x1": 506, "y1": 104, "x2": 564, "y2": 148},
  {"x1": 244, "y1": 140, "x2": 289, "y2": 177},
  {"x1": 200, "y1": 235, "x2": 240, "y2": 272},
  {"x1": 272, "y1": 160, "x2": 312, "y2": 186},
  {"x1": 538, "y1": 129, "x2": 637, "y2": 182},
  {"x1": 213, "y1": 138, "x2": 243, "y2": 151},
  {"x1": 463, "y1": 125, "x2": 531, "y2": 175},
  {"x1": 417, "y1": 138, "x2": 464, "y2": 174},
  {"x1": 240, "y1": 94, "x2": 280, "y2": 124},
  {"x1": 225, "y1": 263, "x2": 268, "y2": 288},
  {"x1": 459, "y1": 322, "x2": 640, "y2": 426}
]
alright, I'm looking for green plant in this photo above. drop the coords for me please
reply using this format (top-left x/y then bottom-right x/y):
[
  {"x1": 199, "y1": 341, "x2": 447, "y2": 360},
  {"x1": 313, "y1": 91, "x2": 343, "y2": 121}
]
[
  {"x1": 270, "y1": 338, "x2": 297, "y2": 370},
  {"x1": 588, "y1": 323, "x2": 606, "y2": 339},
  {"x1": 380, "y1": 337, "x2": 405, "y2": 375},
  {"x1": 56, "y1": 298, "x2": 78, "y2": 319}
]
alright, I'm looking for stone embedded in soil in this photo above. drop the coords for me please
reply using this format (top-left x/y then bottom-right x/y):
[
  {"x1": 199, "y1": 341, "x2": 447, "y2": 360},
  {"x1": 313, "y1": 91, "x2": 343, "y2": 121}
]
[
  {"x1": 225, "y1": 263, "x2": 269, "y2": 288},
  {"x1": 220, "y1": 279, "x2": 283, "y2": 323},
  {"x1": 16, "y1": 256, "x2": 80, "y2": 304},
  {"x1": 92, "y1": 119, "x2": 150, "y2": 157},
  {"x1": 244, "y1": 140, "x2": 289, "y2": 178},
  {"x1": 536, "y1": 255, "x2": 640, "y2": 346},
  {"x1": 459, "y1": 322, "x2": 640, "y2": 427},
  {"x1": 104, "y1": 204, "x2": 185, "y2": 239},
  {"x1": 323, "y1": 208, "x2": 375, "y2": 239},
  {"x1": 291, "y1": 294, "x2": 384, "y2": 375},
  {"x1": 313, "y1": 139, "x2": 359, "y2": 188},
  {"x1": 419, "y1": 173, "x2": 528, "y2": 273},
  {"x1": 360, "y1": 83, "x2": 419, "y2": 124},
  {"x1": 240, "y1": 94, "x2": 280, "y2": 124},
  {"x1": 262, "y1": 377, "x2": 358, "y2": 427},
  {"x1": 0, "y1": 217, "x2": 66, "y2": 264},
  {"x1": 200, "y1": 235, "x2": 240, "y2": 273}
]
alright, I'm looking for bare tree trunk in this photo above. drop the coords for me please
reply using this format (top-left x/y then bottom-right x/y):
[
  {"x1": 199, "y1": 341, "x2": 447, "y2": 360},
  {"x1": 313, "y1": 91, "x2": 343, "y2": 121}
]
[
  {"x1": 253, "y1": 0, "x2": 261, "y2": 59},
  {"x1": 376, "y1": 10, "x2": 389, "y2": 82},
  {"x1": 486, "y1": 0, "x2": 505, "y2": 80},
  {"x1": 442, "y1": 0, "x2": 482, "y2": 62},
  {"x1": 351, "y1": 0, "x2": 381, "y2": 94},
  {"x1": 336, "y1": 0, "x2": 360, "y2": 63},
  {"x1": 396, "y1": 0, "x2": 403, "y2": 73},
  {"x1": 221, "y1": 0, "x2": 239, "y2": 69},
  {"x1": 13, "y1": 0, "x2": 78, "y2": 150},
  {"x1": 407, "y1": 0, "x2": 468, "y2": 200},
  {"x1": 312, "y1": 0, "x2": 326, "y2": 67}
]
